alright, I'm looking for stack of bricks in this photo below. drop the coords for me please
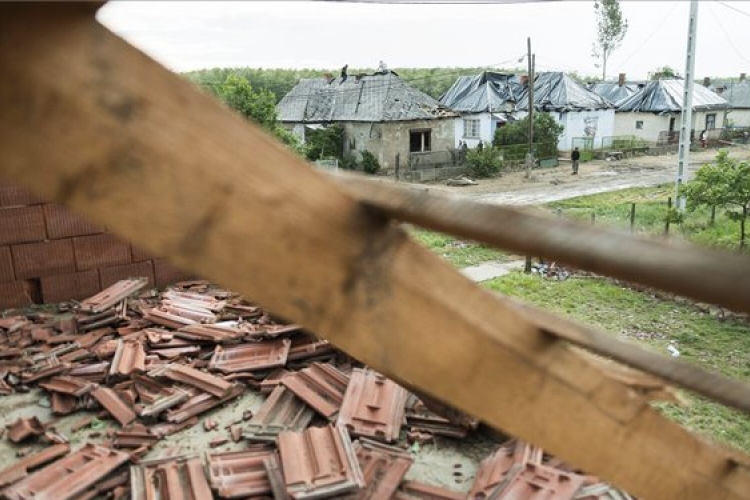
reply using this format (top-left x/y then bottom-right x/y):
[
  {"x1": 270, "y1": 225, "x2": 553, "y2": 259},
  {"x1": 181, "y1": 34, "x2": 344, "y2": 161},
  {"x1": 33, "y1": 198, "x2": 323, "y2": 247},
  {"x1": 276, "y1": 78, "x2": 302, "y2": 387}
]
[{"x1": 0, "y1": 179, "x2": 195, "y2": 310}]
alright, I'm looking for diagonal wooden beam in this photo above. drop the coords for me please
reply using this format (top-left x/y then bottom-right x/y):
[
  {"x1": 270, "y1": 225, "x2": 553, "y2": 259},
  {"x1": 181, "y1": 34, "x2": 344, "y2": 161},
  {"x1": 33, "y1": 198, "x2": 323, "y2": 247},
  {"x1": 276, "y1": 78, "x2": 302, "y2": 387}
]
[
  {"x1": 1, "y1": 5, "x2": 749, "y2": 499},
  {"x1": 333, "y1": 174, "x2": 750, "y2": 315}
]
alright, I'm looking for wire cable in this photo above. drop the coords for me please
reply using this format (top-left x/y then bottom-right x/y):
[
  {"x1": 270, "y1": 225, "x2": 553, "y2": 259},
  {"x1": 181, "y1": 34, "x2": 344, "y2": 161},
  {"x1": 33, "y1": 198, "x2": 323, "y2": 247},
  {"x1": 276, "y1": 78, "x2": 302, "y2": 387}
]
[{"x1": 708, "y1": 2, "x2": 750, "y2": 67}]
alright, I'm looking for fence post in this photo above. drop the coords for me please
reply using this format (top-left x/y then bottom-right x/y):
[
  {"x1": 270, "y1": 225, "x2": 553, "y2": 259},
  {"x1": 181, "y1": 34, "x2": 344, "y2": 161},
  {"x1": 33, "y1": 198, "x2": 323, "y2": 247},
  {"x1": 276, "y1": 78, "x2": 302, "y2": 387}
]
[
  {"x1": 590, "y1": 213, "x2": 596, "y2": 225},
  {"x1": 630, "y1": 203, "x2": 636, "y2": 233},
  {"x1": 711, "y1": 205, "x2": 716, "y2": 225},
  {"x1": 665, "y1": 197, "x2": 672, "y2": 235},
  {"x1": 395, "y1": 154, "x2": 400, "y2": 181}
]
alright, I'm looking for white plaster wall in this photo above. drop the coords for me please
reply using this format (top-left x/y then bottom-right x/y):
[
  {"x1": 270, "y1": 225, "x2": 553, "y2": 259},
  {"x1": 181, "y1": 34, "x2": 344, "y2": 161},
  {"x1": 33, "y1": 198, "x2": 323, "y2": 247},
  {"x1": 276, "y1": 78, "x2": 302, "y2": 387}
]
[
  {"x1": 727, "y1": 109, "x2": 750, "y2": 127},
  {"x1": 559, "y1": 109, "x2": 615, "y2": 150},
  {"x1": 454, "y1": 113, "x2": 494, "y2": 147},
  {"x1": 614, "y1": 111, "x2": 726, "y2": 143}
]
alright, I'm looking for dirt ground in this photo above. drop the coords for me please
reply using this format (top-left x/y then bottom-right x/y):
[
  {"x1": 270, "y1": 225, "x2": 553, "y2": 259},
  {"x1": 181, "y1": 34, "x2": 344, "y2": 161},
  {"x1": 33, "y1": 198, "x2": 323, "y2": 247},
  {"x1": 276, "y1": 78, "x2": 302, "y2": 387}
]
[{"x1": 419, "y1": 146, "x2": 750, "y2": 205}]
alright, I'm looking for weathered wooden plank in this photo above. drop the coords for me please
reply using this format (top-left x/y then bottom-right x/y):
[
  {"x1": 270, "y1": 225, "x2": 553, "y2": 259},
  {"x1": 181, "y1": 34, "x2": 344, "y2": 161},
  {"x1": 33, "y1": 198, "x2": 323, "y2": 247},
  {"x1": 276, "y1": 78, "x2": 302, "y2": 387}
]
[
  {"x1": 333, "y1": 173, "x2": 750, "y2": 315},
  {"x1": 1, "y1": 6, "x2": 749, "y2": 500}
]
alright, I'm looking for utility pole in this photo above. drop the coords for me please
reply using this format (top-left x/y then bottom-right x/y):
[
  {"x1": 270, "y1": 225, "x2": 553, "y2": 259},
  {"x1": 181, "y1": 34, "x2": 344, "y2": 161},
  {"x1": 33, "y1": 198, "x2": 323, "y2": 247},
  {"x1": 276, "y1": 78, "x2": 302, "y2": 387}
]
[
  {"x1": 675, "y1": 0, "x2": 698, "y2": 209},
  {"x1": 525, "y1": 37, "x2": 535, "y2": 181},
  {"x1": 524, "y1": 38, "x2": 535, "y2": 274}
]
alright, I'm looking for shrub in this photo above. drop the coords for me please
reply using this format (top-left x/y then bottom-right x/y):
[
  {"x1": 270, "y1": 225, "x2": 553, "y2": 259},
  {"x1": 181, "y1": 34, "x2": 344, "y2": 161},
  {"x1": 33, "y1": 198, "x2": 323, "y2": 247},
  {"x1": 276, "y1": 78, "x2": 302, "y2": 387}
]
[
  {"x1": 580, "y1": 150, "x2": 594, "y2": 162},
  {"x1": 360, "y1": 150, "x2": 381, "y2": 175},
  {"x1": 466, "y1": 148, "x2": 503, "y2": 178}
]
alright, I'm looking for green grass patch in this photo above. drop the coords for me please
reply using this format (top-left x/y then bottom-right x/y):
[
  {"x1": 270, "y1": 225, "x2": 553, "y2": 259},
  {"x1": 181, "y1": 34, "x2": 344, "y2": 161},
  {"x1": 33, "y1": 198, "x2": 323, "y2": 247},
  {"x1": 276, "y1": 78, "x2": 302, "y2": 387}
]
[
  {"x1": 484, "y1": 271, "x2": 750, "y2": 452},
  {"x1": 549, "y1": 185, "x2": 748, "y2": 251},
  {"x1": 409, "y1": 228, "x2": 512, "y2": 268}
]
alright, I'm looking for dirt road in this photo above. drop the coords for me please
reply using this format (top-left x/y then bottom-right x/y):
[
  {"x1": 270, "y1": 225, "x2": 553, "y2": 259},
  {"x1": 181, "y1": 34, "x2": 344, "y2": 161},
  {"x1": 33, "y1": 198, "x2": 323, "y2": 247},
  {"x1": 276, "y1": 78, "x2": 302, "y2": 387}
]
[{"x1": 422, "y1": 147, "x2": 750, "y2": 206}]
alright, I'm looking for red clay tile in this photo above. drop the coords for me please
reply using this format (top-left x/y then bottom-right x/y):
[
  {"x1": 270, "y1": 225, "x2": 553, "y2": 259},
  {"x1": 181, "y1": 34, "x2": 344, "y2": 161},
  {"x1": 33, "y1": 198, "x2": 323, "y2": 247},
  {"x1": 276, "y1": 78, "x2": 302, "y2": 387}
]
[
  {"x1": 0, "y1": 180, "x2": 41, "y2": 207},
  {"x1": 338, "y1": 369, "x2": 408, "y2": 443},
  {"x1": 280, "y1": 362, "x2": 349, "y2": 420},
  {"x1": 349, "y1": 439, "x2": 413, "y2": 500},
  {"x1": 243, "y1": 386, "x2": 315, "y2": 442},
  {"x1": 0, "y1": 443, "x2": 70, "y2": 488},
  {"x1": 79, "y1": 278, "x2": 148, "y2": 313},
  {"x1": 43, "y1": 203, "x2": 104, "y2": 239},
  {"x1": 396, "y1": 481, "x2": 465, "y2": 500},
  {"x1": 206, "y1": 446, "x2": 279, "y2": 498},
  {"x1": 99, "y1": 261, "x2": 154, "y2": 289},
  {"x1": 0, "y1": 206, "x2": 46, "y2": 245},
  {"x1": 12, "y1": 239, "x2": 76, "y2": 278},
  {"x1": 3, "y1": 444, "x2": 130, "y2": 500},
  {"x1": 39, "y1": 375, "x2": 96, "y2": 397},
  {"x1": 278, "y1": 424, "x2": 364, "y2": 499},
  {"x1": 165, "y1": 384, "x2": 243, "y2": 424},
  {"x1": 73, "y1": 233, "x2": 131, "y2": 271},
  {"x1": 490, "y1": 462, "x2": 585, "y2": 499},
  {"x1": 6, "y1": 417, "x2": 45, "y2": 443},
  {"x1": 91, "y1": 386, "x2": 136, "y2": 426},
  {"x1": 130, "y1": 455, "x2": 213, "y2": 500},
  {"x1": 209, "y1": 339, "x2": 291, "y2": 374},
  {"x1": 148, "y1": 363, "x2": 233, "y2": 398}
]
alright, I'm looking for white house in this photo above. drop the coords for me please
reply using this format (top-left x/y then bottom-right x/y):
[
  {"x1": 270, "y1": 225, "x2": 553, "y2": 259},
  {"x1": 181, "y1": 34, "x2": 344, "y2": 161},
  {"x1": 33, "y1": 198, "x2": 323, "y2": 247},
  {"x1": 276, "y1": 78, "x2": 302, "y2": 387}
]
[
  {"x1": 614, "y1": 79, "x2": 729, "y2": 144},
  {"x1": 515, "y1": 72, "x2": 616, "y2": 151},
  {"x1": 438, "y1": 72, "x2": 521, "y2": 148},
  {"x1": 712, "y1": 77, "x2": 750, "y2": 128}
]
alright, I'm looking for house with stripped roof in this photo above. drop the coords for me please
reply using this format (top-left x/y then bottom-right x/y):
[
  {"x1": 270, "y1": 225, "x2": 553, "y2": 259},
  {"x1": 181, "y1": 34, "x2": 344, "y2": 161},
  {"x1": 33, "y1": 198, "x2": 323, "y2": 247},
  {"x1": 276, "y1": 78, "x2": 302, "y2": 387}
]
[
  {"x1": 276, "y1": 70, "x2": 457, "y2": 171},
  {"x1": 710, "y1": 74, "x2": 750, "y2": 128}
]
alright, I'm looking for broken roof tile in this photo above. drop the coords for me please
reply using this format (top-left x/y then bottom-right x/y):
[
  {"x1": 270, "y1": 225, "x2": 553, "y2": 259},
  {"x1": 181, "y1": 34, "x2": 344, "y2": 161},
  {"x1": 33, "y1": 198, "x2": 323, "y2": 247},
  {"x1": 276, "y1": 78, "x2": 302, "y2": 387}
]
[
  {"x1": 91, "y1": 386, "x2": 136, "y2": 426},
  {"x1": 148, "y1": 363, "x2": 234, "y2": 398},
  {"x1": 130, "y1": 456, "x2": 212, "y2": 500},
  {"x1": 280, "y1": 362, "x2": 349, "y2": 420},
  {"x1": 3, "y1": 444, "x2": 130, "y2": 500},
  {"x1": 490, "y1": 462, "x2": 585, "y2": 499},
  {"x1": 243, "y1": 385, "x2": 315, "y2": 442},
  {"x1": 209, "y1": 339, "x2": 291, "y2": 374},
  {"x1": 338, "y1": 368, "x2": 408, "y2": 443},
  {"x1": 109, "y1": 339, "x2": 146, "y2": 378},
  {"x1": 0, "y1": 443, "x2": 70, "y2": 488},
  {"x1": 206, "y1": 445, "x2": 279, "y2": 498},
  {"x1": 396, "y1": 481, "x2": 465, "y2": 500},
  {"x1": 39, "y1": 375, "x2": 96, "y2": 397},
  {"x1": 278, "y1": 424, "x2": 364, "y2": 499},
  {"x1": 164, "y1": 384, "x2": 243, "y2": 424},
  {"x1": 6, "y1": 417, "x2": 45, "y2": 443},
  {"x1": 79, "y1": 278, "x2": 148, "y2": 314},
  {"x1": 347, "y1": 438, "x2": 413, "y2": 500}
]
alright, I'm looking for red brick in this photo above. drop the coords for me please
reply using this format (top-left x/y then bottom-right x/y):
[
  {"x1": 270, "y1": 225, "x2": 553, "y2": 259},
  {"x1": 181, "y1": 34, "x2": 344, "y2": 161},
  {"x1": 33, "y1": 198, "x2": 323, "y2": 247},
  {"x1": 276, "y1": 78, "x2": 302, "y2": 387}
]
[
  {"x1": 0, "y1": 206, "x2": 47, "y2": 245},
  {"x1": 0, "y1": 281, "x2": 35, "y2": 310},
  {"x1": 99, "y1": 261, "x2": 154, "y2": 289},
  {"x1": 12, "y1": 240, "x2": 76, "y2": 279},
  {"x1": 153, "y1": 259, "x2": 197, "y2": 288},
  {"x1": 43, "y1": 204, "x2": 104, "y2": 239},
  {"x1": 0, "y1": 246, "x2": 13, "y2": 283},
  {"x1": 73, "y1": 234, "x2": 131, "y2": 271},
  {"x1": 0, "y1": 179, "x2": 41, "y2": 207},
  {"x1": 131, "y1": 245, "x2": 154, "y2": 263},
  {"x1": 40, "y1": 270, "x2": 101, "y2": 304}
]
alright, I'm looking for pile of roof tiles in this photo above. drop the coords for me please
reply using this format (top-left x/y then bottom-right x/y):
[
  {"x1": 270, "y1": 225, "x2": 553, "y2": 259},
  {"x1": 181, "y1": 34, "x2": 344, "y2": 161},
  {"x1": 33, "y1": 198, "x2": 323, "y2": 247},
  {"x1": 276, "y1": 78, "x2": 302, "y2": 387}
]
[{"x1": 0, "y1": 278, "x2": 634, "y2": 499}]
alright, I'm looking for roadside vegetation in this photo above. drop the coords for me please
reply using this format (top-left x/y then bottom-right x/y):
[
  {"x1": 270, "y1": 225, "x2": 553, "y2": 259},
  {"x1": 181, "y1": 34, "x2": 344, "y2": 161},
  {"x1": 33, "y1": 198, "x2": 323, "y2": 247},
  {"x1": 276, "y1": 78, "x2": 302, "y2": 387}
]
[{"x1": 409, "y1": 228, "x2": 512, "y2": 268}]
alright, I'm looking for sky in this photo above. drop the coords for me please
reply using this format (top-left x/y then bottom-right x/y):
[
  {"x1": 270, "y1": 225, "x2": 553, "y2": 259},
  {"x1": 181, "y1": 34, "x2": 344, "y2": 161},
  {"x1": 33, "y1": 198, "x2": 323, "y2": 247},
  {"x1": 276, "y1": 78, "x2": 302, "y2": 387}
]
[{"x1": 97, "y1": 1, "x2": 750, "y2": 81}]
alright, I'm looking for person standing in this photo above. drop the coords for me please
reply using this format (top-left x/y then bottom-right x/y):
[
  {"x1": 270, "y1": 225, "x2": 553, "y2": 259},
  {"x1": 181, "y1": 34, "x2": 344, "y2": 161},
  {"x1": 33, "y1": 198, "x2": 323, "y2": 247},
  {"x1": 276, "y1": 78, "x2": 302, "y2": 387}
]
[{"x1": 571, "y1": 147, "x2": 580, "y2": 175}]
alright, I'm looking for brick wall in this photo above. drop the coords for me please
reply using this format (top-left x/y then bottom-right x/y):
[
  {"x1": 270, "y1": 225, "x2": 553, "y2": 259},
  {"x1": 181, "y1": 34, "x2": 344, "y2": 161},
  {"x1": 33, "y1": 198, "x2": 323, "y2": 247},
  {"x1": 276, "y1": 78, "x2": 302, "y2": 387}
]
[{"x1": 0, "y1": 179, "x2": 196, "y2": 310}]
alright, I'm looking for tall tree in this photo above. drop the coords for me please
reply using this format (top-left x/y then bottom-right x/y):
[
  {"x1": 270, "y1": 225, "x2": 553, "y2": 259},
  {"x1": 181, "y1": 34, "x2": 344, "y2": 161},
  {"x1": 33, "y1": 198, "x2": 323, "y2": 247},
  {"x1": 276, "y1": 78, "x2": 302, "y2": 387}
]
[{"x1": 592, "y1": 0, "x2": 628, "y2": 81}]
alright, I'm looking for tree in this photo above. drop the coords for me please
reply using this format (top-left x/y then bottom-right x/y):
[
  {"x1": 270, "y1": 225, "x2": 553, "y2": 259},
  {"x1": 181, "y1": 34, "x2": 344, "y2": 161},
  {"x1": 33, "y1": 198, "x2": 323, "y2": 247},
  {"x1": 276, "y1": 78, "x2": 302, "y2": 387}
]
[
  {"x1": 493, "y1": 113, "x2": 564, "y2": 149},
  {"x1": 304, "y1": 125, "x2": 345, "y2": 162},
  {"x1": 592, "y1": 0, "x2": 628, "y2": 81},
  {"x1": 466, "y1": 147, "x2": 503, "y2": 178},
  {"x1": 682, "y1": 151, "x2": 750, "y2": 248},
  {"x1": 649, "y1": 66, "x2": 680, "y2": 80}
]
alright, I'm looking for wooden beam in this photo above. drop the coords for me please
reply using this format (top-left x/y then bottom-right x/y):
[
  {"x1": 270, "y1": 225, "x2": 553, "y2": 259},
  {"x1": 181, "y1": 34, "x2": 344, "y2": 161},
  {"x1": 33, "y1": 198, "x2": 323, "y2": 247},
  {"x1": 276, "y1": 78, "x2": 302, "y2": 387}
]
[
  {"x1": 333, "y1": 174, "x2": 750, "y2": 315},
  {"x1": 1, "y1": 6, "x2": 749, "y2": 499}
]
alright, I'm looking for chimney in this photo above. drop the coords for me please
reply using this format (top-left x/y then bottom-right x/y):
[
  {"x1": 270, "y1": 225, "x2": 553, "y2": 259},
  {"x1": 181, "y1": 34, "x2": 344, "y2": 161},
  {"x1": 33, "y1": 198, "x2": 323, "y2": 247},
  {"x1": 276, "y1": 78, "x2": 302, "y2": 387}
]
[
  {"x1": 618, "y1": 73, "x2": 626, "y2": 87},
  {"x1": 703, "y1": 77, "x2": 711, "y2": 87},
  {"x1": 521, "y1": 75, "x2": 529, "y2": 86},
  {"x1": 741, "y1": 73, "x2": 747, "y2": 82}
]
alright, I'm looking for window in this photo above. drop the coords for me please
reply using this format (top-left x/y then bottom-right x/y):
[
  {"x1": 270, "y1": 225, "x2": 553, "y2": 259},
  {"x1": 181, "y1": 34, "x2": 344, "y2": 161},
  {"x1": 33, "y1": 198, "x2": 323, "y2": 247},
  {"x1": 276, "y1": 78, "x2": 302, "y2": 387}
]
[
  {"x1": 668, "y1": 117, "x2": 676, "y2": 132},
  {"x1": 705, "y1": 113, "x2": 716, "y2": 130},
  {"x1": 409, "y1": 129, "x2": 431, "y2": 153},
  {"x1": 636, "y1": 120, "x2": 643, "y2": 130},
  {"x1": 463, "y1": 119, "x2": 480, "y2": 138}
]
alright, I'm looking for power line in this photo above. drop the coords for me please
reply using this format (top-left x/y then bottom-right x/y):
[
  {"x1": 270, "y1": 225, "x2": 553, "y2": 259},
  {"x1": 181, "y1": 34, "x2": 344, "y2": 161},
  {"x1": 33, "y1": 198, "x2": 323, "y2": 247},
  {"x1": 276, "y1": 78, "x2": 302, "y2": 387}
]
[
  {"x1": 716, "y1": 1, "x2": 750, "y2": 20},
  {"x1": 614, "y1": 2, "x2": 679, "y2": 72},
  {"x1": 708, "y1": 2, "x2": 750, "y2": 67}
]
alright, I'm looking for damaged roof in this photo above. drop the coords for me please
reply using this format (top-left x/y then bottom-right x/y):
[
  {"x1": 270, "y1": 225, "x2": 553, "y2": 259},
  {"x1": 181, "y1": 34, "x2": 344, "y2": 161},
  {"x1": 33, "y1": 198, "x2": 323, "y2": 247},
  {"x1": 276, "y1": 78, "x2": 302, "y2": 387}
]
[
  {"x1": 718, "y1": 82, "x2": 750, "y2": 110},
  {"x1": 616, "y1": 79, "x2": 729, "y2": 113},
  {"x1": 438, "y1": 72, "x2": 522, "y2": 113},
  {"x1": 516, "y1": 72, "x2": 614, "y2": 112},
  {"x1": 589, "y1": 82, "x2": 640, "y2": 105},
  {"x1": 277, "y1": 71, "x2": 455, "y2": 123}
]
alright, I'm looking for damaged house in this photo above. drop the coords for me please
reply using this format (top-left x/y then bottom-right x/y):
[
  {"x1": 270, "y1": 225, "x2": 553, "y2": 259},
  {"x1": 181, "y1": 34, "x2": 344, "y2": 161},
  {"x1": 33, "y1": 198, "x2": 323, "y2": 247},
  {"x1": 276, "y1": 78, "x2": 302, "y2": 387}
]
[
  {"x1": 276, "y1": 70, "x2": 456, "y2": 171},
  {"x1": 589, "y1": 73, "x2": 640, "y2": 104},
  {"x1": 515, "y1": 72, "x2": 616, "y2": 151},
  {"x1": 438, "y1": 71, "x2": 521, "y2": 148},
  {"x1": 711, "y1": 74, "x2": 750, "y2": 128},
  {"x1": 614, "y1": 79, "x2": 729, "y2": 144}
]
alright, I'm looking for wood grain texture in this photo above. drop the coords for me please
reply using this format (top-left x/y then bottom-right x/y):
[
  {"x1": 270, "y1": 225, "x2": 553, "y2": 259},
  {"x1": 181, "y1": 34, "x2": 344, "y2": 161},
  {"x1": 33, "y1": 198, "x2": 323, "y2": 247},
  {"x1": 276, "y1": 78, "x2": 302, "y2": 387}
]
[
  {"x1": 333, "y1": 173, "x2": 750, "y2": 315},
  {"x1": 1, "y1": 6, "x2": 749, "y2": 499}
]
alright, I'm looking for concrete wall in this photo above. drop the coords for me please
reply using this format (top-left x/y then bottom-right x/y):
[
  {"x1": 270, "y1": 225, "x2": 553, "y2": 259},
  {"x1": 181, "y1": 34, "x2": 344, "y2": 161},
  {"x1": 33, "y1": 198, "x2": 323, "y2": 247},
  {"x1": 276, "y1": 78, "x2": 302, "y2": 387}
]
[
  {"x1": 342, "y1": 118, "x2": 455, "y2": 171},
  {"x1": 0, "y1": 179, "x2": 194, "y2": 310},
  {"x1": 614, "y1": 110, "x2": 726, "y2": 143},
  {"x1": 453, "y1": 113, "x2": 497, "y2": 148}
]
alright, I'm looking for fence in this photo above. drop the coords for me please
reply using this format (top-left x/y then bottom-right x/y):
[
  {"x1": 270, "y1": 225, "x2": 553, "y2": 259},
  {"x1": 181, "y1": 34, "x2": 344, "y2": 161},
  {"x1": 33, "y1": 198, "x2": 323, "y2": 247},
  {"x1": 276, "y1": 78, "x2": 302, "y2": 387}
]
[
  {"x1": 495, "y1": 142, "x2": 557, "y2": 162},
  {"x1": 314, "y1": 158, "x2": 339, "y2": 173}
]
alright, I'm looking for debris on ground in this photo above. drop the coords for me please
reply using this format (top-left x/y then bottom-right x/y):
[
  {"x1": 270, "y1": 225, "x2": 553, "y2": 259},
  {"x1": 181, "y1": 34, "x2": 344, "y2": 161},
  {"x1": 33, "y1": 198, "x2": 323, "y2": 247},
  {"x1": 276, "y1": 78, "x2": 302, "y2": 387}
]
[
  {"x1": 0, "y1": 278, "x2": 633, "y2": 499},
  {"x1": 446, "y1": 176, "x2": 478, "y2": 186}
]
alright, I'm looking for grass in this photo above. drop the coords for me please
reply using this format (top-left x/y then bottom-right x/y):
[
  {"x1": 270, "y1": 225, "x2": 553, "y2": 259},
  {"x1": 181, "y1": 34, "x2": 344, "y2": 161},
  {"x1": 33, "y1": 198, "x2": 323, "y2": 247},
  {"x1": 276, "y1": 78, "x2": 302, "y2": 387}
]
[
  {"x1": 549, "y1": 185, "x2": 747, "y2": 252},
  {"x1": 409, "y1": 228, "x2": 513, "y2": 268},
  {"x1": 484, "y1": 271, "x2": 750, "y2": 453}
]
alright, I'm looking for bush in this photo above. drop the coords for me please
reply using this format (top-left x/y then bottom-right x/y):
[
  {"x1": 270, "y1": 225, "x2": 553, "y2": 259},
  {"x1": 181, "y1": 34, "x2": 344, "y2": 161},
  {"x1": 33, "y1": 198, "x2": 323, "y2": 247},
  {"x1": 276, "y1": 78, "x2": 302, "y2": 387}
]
[
  {"x1": 580, "y1": 150, "x2": 594, "y2": 162},
  {"x1": 360, "y1": 150, "x2": 381, "y2": 175},
  {"x1": 466, "y1": 148, "x2": 503, "y2": 178},
  {"x1": 304, "y1": 125, "x2": 345, "y2": 162}
]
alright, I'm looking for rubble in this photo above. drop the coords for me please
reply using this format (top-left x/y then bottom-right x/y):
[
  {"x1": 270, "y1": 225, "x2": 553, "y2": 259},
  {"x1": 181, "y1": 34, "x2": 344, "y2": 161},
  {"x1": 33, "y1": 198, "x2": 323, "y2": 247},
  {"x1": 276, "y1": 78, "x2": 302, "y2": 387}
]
[{"x1": 0, "y1": 278, "x2": 634, "y2": 499}]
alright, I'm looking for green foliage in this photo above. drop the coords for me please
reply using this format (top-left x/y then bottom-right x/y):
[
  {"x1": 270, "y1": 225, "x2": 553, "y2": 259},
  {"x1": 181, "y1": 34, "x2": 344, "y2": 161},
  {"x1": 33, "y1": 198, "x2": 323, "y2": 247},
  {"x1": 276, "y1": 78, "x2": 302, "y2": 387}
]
[
  {"x1": 210, "y1": 75, "x2": 278, "y2": 130},
  {"x1": 592, "y1": 0, "x2": 628, "y2": 80},
  {"x1": 409, "y1": 229, "x2": 510, "y2": 267},
  {"x1": 580, "y1": 150, "x2": 595, "y2": 162},
  {"x1": 682, "y1": 151, "x2": 750, "y2": 247},
  {"x1": 493, "y1": 114, "x2": 563, "y2": 158},
  {"x1": 650, "y1": 66, "x2": 681, "y2": 80},
  {"x1": 304, "y1": 125, "x2": 345, "y2": 162},
  {"x1": 360, "y1": 150, "x2": 381, "y2": 175},
  {"x1": 466, "y1": 148, "x2": 503, "y2": 178}
]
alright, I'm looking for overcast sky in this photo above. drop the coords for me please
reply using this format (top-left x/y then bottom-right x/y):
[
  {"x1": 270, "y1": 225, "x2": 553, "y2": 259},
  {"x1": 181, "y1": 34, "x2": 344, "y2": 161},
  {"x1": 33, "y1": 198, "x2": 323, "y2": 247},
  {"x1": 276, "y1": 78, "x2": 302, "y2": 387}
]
[{"x1": 98, "y1": 1, "x2": 750, "y2": 81}]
